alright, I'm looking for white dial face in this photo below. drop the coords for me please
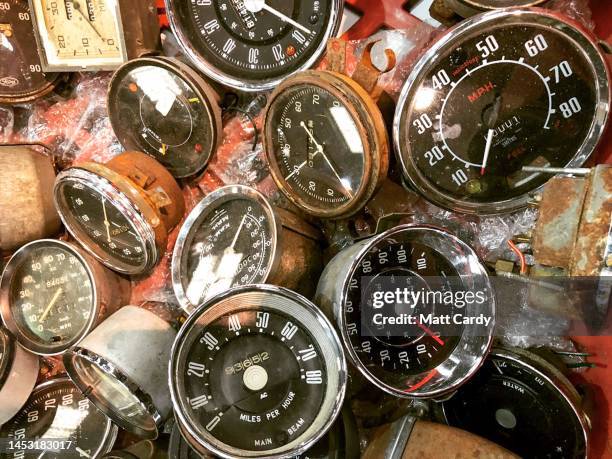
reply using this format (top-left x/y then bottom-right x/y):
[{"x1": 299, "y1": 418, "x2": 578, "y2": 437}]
[{"x1": 31, "y1": 0, "x2": 126, "y2": 69}]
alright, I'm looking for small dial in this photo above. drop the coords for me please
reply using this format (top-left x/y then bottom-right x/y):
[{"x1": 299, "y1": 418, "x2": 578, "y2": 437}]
[
  {"x1": 108, "y1": 58, "x2": 221, "y2": 178},
  {"x1": 441, "y1": 348, "x2": 589, "y2": 458},
  {"x1": 55, "y1": 180, "x2": 147, "y2": 271},
  {"x1": 166, "y1": 0, "x2": 342, "y2": 89},
  {"x1": 1, "y1": 240, "x2": 95, "y2": 354},
  {"x1": 173, "y1": 186, "x2": 276, "y2": 312},
  {"x1": 0, "y1": 0, "x2": 61, "y2": 103},
  {"x1": 0, "y1": 378, "x2": 116, "y2": 459},
  {"x1": 268, "y1": 82, "x2": 365, "y2": 212},
  {"x1": 394, "y1": 10, "x2": 609, "y2": 214},
  {"x1": 170, "y1": 286, "x2": 346, "y2": 457},
  {"x1": 30, "y1": 0, "x2": 125, "y2": 69}
]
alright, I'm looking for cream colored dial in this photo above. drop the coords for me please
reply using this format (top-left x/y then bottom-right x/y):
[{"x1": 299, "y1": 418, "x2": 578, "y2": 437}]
[{"x1": 30, "y1": 0, "x2": 126, "y2": 70}]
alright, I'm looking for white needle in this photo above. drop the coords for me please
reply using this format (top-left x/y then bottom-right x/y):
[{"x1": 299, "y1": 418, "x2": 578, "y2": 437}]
[
  {"x1": 230, "y1": 215, "x2": 248, "y2": 250},
  {"x1": 75, "y1": 447, "x2": 91, "y2": 458},
  {"x1": 480, "y1": 129, "x2": 495, "y2": 176},
  {"x1": 102, "y1": 199, "x2": 112, "y2": 243},
  {"x1": 261, "y1": 3, "x2": 312, "y2": 35},
  {"x1": 39, "y1": 287, "x2": 63, "y2": 323}
]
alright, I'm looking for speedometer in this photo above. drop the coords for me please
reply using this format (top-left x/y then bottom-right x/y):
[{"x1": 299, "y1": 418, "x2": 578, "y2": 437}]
[{"x1": 393, "y1": 9, "x2": 609, "y2": 214}]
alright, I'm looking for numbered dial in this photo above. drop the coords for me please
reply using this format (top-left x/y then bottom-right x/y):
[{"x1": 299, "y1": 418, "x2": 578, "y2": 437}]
[
  {"x1": 29, "y1": 0, "x2": 125, "y2": 70},
  {"x1": 441, "y1": 348, "x2": 589, "y2": 458},
  {"x1": 0, "y1": 240, "x2": 95, "y2": 355},
  {"x1": 394, "y1": 10, "x2": 609, "y2": 214},
  {"x1": 108, "y1": 58, "x2": 221, "y2": 178},
  {"x1": 166, "y1": 0, "x2": 343, "y2": 90},
  {"x1": 266, "y1": 79, "x2": 366, "y2": 216},
  {"x1": 173, "y1": 186, "x2": 276, "y2": 312},
  {"x1": 0, "y1": 0, "x2": 62, "y2": 103},
  {"x1": 170, "y1": 286, "x2": 346, "y2": 458},
  {"x1": 0, "y1": 378, "x2": 116, "y2": 459}
]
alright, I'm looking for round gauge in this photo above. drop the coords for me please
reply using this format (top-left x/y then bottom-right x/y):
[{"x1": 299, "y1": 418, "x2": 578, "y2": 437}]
[
  {"x1": 0, "y1": 239, "x2": 128, "y2": 355},
  {"x1": 316, "y1": 225, "x2": 495, "y2": 398},
  {"x1": 393, "y1": 9, "x2": 610, "y2": 214},
  {"x1": 54, "y1": 152, "x2": 185, "y2": 275},
  {"x1": 172, "y1": 185, "x2": 279, "y2": 313},
  {"x1": 29, "y1": 0, "x2": 125, "y2": 70},
  {"x1": 264, "y1": 71, "x2": 389, "y2": 218},
  {"x1": 0, "y1": 377, "x2": 117, "y2": 459},
  {"x1": 108, "y1": 57, "x2": 222, "y2": 178},
  {"x1": 170, "y1": 285, "x2": 347, "y2": 458},
  {"x1": 164, "y1": 0, "x2": 344, "y2": 91},
  {"x1": 0, "y1": 0, "x2": 64, "y2": 104},
  {"x1": 439, "y1": 347, "x2": 589, "y2": 458}
]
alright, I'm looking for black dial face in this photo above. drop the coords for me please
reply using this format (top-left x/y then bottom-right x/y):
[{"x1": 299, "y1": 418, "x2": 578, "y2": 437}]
[
  {"x1": 442, "y1": 352, "x2": 587, "y2": 458},
  {"x1": 267, "y1": 82, "x2": 366, "y2": 213},
  {"x1": 179, "y1": 196, "x2": 275, "y2": 307},
  {"x1": 171, "y1": 0, "x2": 337, "y2": 85},
  {"x1": 179, "y1": 308, "x2": 327, "y2": 453},
  {"x1": 109, "y1": 61, "x2": 218, "y2": 178},
  {"x1": 57, "y1": 180, "x2": 147, "y2": 269},
  {"x1": 345, "y1": 238, "x2": 463, "y2": 394},
  {"x1": 0, "y1": 379, "x2": 114, "y2": 459},
  {"x1": 397, "y1": 17, "x2": 605, "y2": 211},
  {"x1": 8, "y1": 243, "x2": 94, "y2": 352},
  {"x1": 0, "y1": 0, "x2": 58, "y2": 101}
]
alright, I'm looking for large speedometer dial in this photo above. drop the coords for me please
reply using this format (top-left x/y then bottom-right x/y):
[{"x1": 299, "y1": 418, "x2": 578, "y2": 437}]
[
  {"x1": 164, "y1": 0, "x2": 344, "y2": 91},
  {"x1": 394, "y1": 9, "x2": 610, "y2": 214}
]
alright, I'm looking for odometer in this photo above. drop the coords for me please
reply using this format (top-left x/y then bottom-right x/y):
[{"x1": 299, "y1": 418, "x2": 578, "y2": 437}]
[{"x1": 394, "y1": 9, "x2": 610, "y2": 214}]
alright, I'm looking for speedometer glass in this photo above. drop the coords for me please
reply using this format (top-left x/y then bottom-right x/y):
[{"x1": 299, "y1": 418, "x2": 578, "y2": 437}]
[
  {"x1": 164, "y1": 0, "x2": 344, "y2": 90},
  {"x1": 394, "y1": 9, "x2": 609, "y2": 214}
]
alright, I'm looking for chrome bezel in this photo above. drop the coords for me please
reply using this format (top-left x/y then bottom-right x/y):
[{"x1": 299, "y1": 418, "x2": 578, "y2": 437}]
[
  {"x1": 171, "y1": 185, "x2": 281, "y2": 315},
  {"x1": 337, "y1": 225, "x2": 495, "y2": 398},
  {"x1": 1, "y1": 377, "x2": 118, "y2": 456},
  {"x1": 64, "y1": 348, "x2": 163, "y2": 439},
  {"x1": 28, "y1": 0, "x2": 129, "y2": 71},
  {"x1": 54, "y1": 168, "x2": 158, "y2": 275},
  {"x1": 446, "y1": 0, "x2": 546, "y2": 17},
  {"x1": 169, "y1": 284, "x2": 347, "y2": 458},
  {"x1": 164, "y1": 0, "x2": 344, "y2": 92},
  {"x1": 393, "y1": 8, "x2": 610, "y2": 215},
  {"x1": 0, "y1": 239, "x2": 100, "y2": 356}
]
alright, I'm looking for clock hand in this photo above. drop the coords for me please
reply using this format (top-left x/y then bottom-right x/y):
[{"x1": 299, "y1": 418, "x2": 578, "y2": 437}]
[
  {"x1": 480, "y1": 129, "x2": 495, "y2": 176},
  {"x1": 102, "y1": 199, "x2": 112, "y2": 243},
  {"x1": 260, "y1": 2, "x2": 312, "y2": 35},
  {"x1": 39, "y1": 287, "x2": 63, "y2": 323}
]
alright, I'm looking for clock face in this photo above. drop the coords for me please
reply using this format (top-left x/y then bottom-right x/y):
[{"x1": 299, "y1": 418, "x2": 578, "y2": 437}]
[
  {"x1": 2, "y1": 241, "x2": 95, "y2": 355},
  {"x1": 166, "y1": 0, "x2": 343, "y2": 90},
  {"x1": 265, "y1": 80, "x2": 367, "y2": 216},
  {"x1": 54, "y1": 175, "x2": 150, "y2": 274},
  {"x1": 394, "y1": 10, "x2": 609, "y2": 214},
  {"x1": 29, "y1": 0, "x2": 126, "y2": 70}
]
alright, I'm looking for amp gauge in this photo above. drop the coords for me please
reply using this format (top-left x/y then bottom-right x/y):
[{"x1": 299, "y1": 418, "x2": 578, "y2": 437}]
[
  {"x1": 169, "y1": 285, "x2": 347, "y2": 458},
  {"x1": 316, "y1": 225, "x2": 495, "y2": 399},
  {"x1": 438, "y1": 347, "x2": 590, "y2": 458},
  {"x1": 108, "y1": 57, "x2": 223, "y2": 179},
  {"x1": 394, "y1": 9, "x2": 610, "y2": 214}
]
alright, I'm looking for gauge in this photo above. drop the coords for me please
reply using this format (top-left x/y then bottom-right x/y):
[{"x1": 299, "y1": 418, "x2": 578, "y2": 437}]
[
  {"x1": 264, "y1": 71, "x2": 389, "y2": 219},
  {"x1": 28, "y1": 0, "x2": 159, "y2": 71},
  {"x1": 438, "y1": 347, "x2": 590, "y2": 458},
  {"x1": 0, "y1": 239, "x2": 130, "y2": 355},
  {"x1": 316, "y1": 225, "x2": 495, "y2": 398},
  {"x1": 0, "y1": 0, "x2": 66, "y2": 104},
  {"x1": 446, "y1": 1, "x2": 547, "y2": 18},
  {"x1": 108, "y1": 57, "x2": 223, "y2": 178},
  {"x1": 165, "y1": 0, "x2": 344, "y2": 91},
  {"x1": 170, "y1": 285, "x2": 347, "y2": 458},
  {"x1": 172, "y1": 185, "x2": 322, "y2": 314},
  {"x1": 0, "y1": 144, "x2": 61, "y2": 252},
  {"x1": 64, "y1": 306, "x2": 177, "y2": 439},
  {"x1": 54, "y1": 151, "x2": 185, "y2": 275},
  {"x1": 0, "y1": 327, "x2": 39, "y2": 425},
  {"x1": 0, "y1": 377, "x2": 117, "y2": 459},
  {"x1": 393, "y1": 9, "x2": 610, "y2": 215}
]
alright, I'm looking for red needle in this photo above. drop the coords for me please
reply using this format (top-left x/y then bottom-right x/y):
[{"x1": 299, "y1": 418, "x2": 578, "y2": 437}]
[{"x1": 417, "y1": 321, "x2": 444, "y2": 346}]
